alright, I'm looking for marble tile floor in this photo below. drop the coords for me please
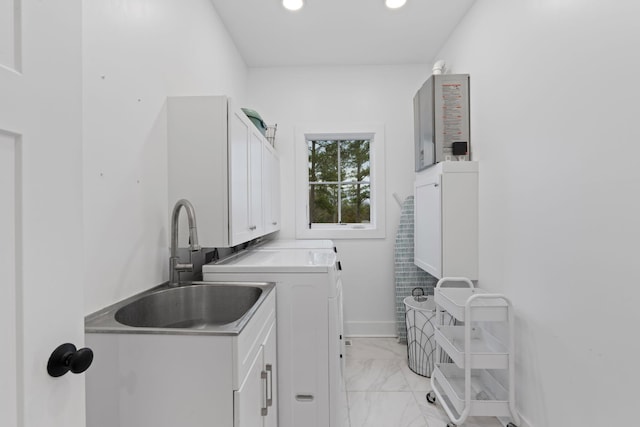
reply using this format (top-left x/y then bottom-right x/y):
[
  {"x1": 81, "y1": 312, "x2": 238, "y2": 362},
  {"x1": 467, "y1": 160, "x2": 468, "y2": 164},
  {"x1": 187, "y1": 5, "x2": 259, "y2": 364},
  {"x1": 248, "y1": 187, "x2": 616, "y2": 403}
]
[{"x1": 344, "y1": 337, "x2": 504, "y2": 427}]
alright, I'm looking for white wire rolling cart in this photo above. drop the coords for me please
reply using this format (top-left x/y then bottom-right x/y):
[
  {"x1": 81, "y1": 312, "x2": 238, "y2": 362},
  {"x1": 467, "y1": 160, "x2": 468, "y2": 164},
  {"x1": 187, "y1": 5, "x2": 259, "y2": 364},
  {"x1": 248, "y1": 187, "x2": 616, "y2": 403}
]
[{"x1": 426, "y1": 277, "x2": 521, "y2": 427}]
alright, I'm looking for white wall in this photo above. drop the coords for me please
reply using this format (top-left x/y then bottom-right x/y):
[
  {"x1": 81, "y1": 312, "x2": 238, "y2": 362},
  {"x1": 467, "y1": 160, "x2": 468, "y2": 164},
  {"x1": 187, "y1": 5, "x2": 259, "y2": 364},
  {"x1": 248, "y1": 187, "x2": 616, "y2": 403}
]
[
  {"x1": 248, "y1": 65, "x2": 431, "y2": 335},
  {"x1": 435, "y1": 1, "x2": 640, "y2": 425},
  {"x1": 83, "y1": 0, "x2": 248, "y2": 313}
]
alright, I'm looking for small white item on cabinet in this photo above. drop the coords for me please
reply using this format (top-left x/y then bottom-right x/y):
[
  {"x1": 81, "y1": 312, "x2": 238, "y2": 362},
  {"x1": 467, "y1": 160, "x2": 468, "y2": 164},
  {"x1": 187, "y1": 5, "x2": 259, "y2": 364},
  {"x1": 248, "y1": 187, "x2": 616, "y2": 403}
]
[
  {"x1": 414, "y1": 161, "x2": 478, "y2": 280},
  {"x1": 427, "y1": 277, "x2": 521, "y2": 427}
]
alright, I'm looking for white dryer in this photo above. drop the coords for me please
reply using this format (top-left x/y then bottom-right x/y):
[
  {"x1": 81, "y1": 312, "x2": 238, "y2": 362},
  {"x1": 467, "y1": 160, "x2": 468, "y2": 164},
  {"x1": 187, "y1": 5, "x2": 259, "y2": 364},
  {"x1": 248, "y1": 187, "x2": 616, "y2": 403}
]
[{"x1": 202, "y1": 249, "x2": 347, "y2": 427}]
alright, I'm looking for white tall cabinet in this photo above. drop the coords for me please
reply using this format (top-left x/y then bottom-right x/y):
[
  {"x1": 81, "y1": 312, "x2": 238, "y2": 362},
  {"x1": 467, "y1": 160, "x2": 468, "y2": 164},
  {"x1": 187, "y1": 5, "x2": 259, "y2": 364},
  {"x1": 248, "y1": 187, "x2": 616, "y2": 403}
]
[
  {"x1": 168, "y1": 96, "x2": 280, "y2": 247},
  {"x1": 414, "y1": 161, "x2": 478, "y2": 279}
]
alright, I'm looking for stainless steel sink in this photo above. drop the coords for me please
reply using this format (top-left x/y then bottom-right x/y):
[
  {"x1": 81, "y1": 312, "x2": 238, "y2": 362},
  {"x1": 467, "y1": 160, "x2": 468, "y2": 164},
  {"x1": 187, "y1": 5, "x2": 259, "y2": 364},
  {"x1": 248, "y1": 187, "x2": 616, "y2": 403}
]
[
  {"x1": 85, "y1": 281, "x2": 275, "y2": 336},
  {"x1": 115, "y1": 284, "x2": 263, "y2": 328}
]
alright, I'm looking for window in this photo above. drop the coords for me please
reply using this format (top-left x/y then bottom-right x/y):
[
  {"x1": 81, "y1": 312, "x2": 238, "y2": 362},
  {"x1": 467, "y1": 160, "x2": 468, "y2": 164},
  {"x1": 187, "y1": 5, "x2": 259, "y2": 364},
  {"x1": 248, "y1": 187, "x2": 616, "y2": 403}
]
[
  {"x1": 295, "y1": 124, "x2": 386, "y2": 239},
  {"x1": 308, "y1": 138, "x2": 371, "y2": 225}
]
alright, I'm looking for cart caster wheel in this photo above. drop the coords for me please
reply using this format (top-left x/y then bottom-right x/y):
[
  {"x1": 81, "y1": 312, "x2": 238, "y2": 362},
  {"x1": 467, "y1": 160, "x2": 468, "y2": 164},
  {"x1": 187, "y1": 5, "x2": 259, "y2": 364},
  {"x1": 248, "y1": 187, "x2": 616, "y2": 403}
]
[
  {"x1": 506, "y1": 424, "x2": 518, "y2": 427},
  {"x1": 446, "y1": 423, "x2": 456, "y2": 427},
  {"x1": 425, "y1": 392, "x2": 436, "y2": 404}
]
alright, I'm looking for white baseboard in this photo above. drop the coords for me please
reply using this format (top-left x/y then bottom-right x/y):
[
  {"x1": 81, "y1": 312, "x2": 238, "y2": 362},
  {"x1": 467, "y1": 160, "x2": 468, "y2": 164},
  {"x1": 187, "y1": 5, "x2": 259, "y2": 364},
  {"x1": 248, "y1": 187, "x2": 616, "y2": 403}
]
[{"x1": 344, "y1": 321, "x2": 396, "y2": 337}]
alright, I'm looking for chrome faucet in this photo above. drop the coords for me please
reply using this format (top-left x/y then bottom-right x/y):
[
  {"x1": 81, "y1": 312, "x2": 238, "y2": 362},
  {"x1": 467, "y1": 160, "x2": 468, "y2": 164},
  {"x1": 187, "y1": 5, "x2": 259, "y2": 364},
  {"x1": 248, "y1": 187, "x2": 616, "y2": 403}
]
[{"x1": 169, "y1": 199, "x2": 201, "y2": 287}]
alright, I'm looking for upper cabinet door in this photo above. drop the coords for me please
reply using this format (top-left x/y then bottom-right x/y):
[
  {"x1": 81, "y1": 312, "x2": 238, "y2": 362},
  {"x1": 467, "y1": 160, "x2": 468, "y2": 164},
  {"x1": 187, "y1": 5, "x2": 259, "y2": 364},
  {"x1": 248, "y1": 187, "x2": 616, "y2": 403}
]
[
  {"x1": 414, "y1": 174, "x2": 443, "y2": 278},
  {"x1": 249, "y1": 129, "x2": 264, "y2": 237},
  {"x1": 263, "y1": 144, "x2": 281, "y2": 235},
  {"x1": 271, "y1": 153, "x2": 281, "y2": 231},
  {"x1": 229, "y1": 108, "x2": 253, "y2": 246}
]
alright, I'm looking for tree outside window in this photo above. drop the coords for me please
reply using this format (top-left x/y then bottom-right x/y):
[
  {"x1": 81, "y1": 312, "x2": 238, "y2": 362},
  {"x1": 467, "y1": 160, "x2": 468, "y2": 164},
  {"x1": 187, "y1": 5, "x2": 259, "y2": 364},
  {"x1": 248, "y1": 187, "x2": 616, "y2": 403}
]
[{"x1": 307, "y1": 139, "x2": 370, "y2": 226}]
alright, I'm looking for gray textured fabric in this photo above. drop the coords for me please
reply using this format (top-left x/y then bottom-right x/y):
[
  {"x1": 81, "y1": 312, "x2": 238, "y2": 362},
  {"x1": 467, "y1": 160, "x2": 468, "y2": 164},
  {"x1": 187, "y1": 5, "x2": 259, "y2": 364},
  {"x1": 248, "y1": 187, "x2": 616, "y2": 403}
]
[{"x1": 394, "y1": 196, "x2": 437, "y2": 343}]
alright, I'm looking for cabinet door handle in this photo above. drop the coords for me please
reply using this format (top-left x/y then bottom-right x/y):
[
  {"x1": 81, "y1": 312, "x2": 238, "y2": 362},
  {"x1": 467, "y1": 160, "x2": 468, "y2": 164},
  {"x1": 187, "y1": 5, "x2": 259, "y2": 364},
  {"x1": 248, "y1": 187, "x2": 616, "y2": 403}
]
[
  {"x1": 261, "y1": 370, "x2": 268, "y2": 416},
  {"x1": 266, "y1": 364, "x2": 273, "y2": 407},
  {"x1": 249, "y1": 225, "x2": 257, "y2": 231},
  {"x1": 272, "y1": 221, "x2": 277, "y2": 226}
]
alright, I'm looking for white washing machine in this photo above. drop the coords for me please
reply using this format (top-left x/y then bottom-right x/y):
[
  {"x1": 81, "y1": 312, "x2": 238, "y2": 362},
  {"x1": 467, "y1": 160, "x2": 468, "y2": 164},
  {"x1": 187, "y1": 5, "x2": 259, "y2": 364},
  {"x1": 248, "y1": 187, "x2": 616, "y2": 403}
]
[{"x1": 202, "y1": 249, "x2": 347, "y2": 427}]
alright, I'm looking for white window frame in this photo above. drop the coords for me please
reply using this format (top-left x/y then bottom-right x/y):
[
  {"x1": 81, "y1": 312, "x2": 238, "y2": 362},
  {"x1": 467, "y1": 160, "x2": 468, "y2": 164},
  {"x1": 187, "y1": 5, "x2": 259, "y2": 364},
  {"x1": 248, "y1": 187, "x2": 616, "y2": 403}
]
[{"x1": 295, "y1": 123, "x2": 386, "y2": 239}]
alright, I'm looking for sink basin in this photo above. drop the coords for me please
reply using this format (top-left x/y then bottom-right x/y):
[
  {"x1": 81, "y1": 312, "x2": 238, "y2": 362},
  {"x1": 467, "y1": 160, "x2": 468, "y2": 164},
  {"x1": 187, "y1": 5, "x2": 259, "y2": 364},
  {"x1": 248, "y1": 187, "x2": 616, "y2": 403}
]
[
  {"x1": 85, "y1": 281, "x2": 275, "y2": 336},
  {"x1": 115, "y1": 284, "x2": 262, "y2": 328}
]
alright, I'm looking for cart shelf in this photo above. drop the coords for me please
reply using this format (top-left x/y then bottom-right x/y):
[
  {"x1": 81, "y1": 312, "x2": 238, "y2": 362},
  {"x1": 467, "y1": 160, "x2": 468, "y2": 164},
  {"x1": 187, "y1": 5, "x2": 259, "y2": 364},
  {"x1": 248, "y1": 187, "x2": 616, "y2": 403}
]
[
  {"x1": 435, "y1": 325, "x2": 508, "y2": 370},
  {"x1": 434, "y1": 287, "x2": 508, "y2": 322},
  {"x1": 432, "y1": 363, "x2": 512, "y2": 418}
]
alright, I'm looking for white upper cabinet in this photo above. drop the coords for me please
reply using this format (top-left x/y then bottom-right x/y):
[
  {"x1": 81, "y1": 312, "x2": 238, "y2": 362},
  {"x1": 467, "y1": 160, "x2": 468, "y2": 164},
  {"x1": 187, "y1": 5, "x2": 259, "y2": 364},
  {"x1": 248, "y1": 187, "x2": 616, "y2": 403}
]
[
  {"x1": 168, "y1": 96, "x2": 279, "y2": 247},
  {"x1": 414, "y1": 161, "x2": 478, "y2": 279}
]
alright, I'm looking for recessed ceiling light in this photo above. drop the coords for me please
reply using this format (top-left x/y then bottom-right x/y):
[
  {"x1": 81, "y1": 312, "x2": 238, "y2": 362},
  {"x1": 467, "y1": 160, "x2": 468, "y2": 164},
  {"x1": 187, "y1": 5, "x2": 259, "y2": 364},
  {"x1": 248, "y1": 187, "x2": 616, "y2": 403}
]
[
  {"x1": 385, "y1": 0, "x2": 407, "y2": 9},
  {"x1": 283, "y1": 0, "x2": 303, "y2": 11}
]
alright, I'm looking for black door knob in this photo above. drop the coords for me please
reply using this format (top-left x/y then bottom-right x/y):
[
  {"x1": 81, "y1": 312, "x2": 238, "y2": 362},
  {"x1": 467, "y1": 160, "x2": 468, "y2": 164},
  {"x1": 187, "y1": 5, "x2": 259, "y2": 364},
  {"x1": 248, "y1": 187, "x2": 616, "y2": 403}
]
[{"x1": 47, "y1": 343, "x2": 94, "y2": 377}]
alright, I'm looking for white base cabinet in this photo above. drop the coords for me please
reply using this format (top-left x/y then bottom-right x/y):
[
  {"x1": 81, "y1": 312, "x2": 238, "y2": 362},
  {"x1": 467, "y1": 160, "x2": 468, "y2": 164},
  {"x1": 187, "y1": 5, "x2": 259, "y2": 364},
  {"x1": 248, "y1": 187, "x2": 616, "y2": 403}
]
[
  {"x1": 414, "y1": 161, "x2": 478, "y2": 279},
  {"x1": 168, "y1": 95, "x2": 280, "y2": 248},
  {"x1": 85, "y1": 290, "x2": 277, "y2": 427}
]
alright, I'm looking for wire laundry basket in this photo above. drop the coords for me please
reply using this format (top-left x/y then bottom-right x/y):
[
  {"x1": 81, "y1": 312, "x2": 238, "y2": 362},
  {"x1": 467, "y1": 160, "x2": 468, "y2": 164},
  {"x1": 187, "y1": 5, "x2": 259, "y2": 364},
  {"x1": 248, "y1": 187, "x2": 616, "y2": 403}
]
[{"x1": 404, "y1": 289, "x2": 453, "y2": 377}]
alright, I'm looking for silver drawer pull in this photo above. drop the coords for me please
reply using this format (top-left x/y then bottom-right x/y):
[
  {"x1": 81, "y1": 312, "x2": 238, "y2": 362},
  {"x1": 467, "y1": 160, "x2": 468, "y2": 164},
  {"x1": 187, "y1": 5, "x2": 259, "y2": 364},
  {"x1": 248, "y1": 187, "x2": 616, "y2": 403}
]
[
  {"x1": 266, "y1": 364, "x2": 273, "y2": 407},
  {"x1": 295, "y1": 394, "x2": 314, "y2": 402},
  {"x1": 249, "y1": 225, "x2": 257, "y2": 231},
  {"x1": 261, "y1": 371, "x2": 268, "y2": 416}
]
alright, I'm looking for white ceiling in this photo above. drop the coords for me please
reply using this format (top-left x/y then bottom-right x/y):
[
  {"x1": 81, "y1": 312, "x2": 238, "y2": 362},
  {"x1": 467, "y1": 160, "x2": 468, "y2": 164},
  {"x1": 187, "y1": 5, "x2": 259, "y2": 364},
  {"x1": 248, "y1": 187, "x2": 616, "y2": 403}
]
[{"x1": 209, "y1": 0, "x2": 476, "y2": 67}]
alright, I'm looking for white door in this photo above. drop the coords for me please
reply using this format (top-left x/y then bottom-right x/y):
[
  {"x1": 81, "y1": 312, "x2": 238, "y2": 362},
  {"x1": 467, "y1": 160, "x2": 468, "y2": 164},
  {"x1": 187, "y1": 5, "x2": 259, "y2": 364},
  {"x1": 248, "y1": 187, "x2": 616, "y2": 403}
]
[{"x1": 0, "y1": 1, "x2": 85, "y2": 427}]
